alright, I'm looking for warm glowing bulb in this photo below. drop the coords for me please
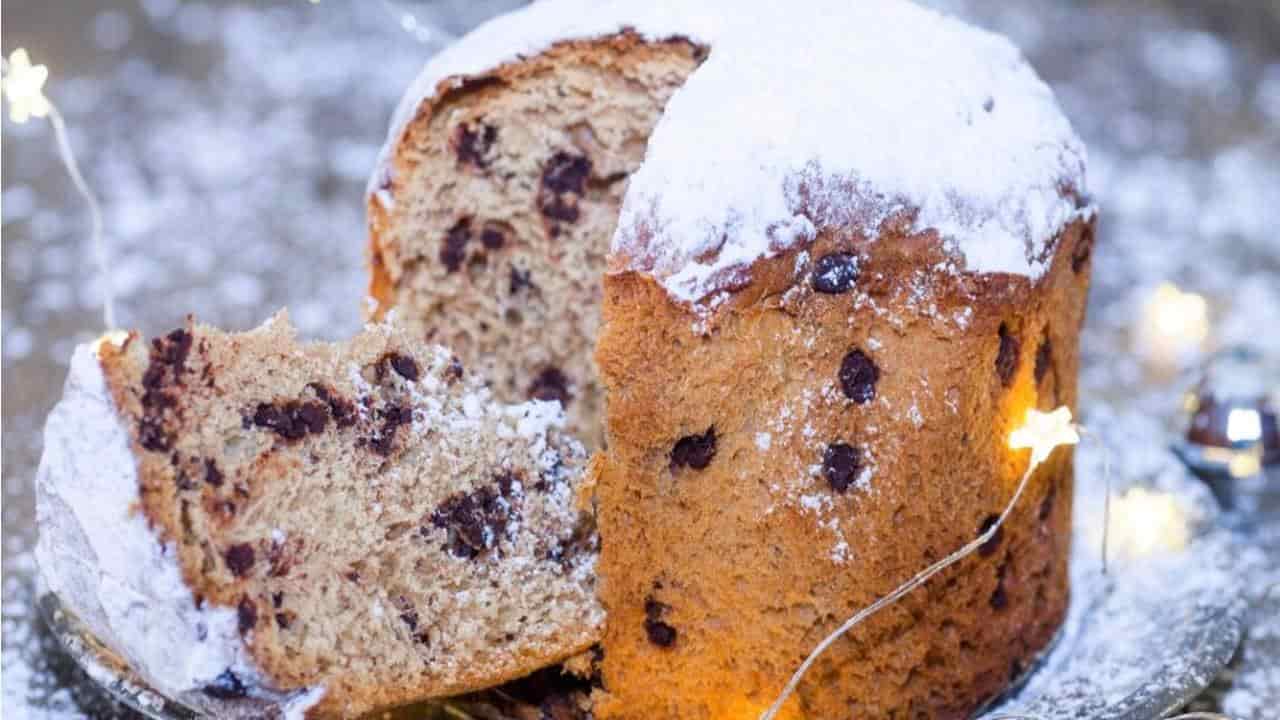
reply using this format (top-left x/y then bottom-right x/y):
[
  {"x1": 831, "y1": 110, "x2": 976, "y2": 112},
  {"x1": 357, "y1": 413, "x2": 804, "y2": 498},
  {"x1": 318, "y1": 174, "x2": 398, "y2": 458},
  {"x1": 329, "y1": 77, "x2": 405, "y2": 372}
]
[
  {"x1": 1139, "y1": 283, "x2": 1210, "y2": 364},
  {"x1": 1009, "y1": 406, "x2": 1080, "y2": 466},
  {"x1": 1104, "y1": 488, "x2": 1190, "y2": 561},
  {"x1": 2, "y1": 48, "x2": 52, "y2": 123}
]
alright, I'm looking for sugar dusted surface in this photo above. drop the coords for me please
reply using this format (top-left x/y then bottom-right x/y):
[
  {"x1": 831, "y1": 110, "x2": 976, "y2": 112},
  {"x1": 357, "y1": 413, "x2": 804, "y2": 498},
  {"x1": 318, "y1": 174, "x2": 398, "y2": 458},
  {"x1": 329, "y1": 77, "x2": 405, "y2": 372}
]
[
  {"x1": 34, "y1": 343, "x2": 321, "y2": 716},
  {"x1": 374, "y1": 0, "x2": 1091, "y2": 305}
]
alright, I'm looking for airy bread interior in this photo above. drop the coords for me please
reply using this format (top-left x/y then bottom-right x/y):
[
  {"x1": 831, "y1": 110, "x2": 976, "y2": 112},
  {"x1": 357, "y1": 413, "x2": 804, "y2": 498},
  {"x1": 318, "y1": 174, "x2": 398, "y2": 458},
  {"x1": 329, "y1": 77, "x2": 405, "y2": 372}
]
[
  {"x1": 368, "y1": 33, "x2": 705, "y2": 450},
  {"x1": 97, "y1": 314, "x2": 602, "y2": 716}
]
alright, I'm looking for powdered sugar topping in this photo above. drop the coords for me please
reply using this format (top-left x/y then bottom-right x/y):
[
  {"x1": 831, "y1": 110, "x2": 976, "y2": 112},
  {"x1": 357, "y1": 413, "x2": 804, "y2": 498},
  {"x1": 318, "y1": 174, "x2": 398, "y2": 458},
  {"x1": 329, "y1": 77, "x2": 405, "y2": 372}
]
[
  {"x1": 372, "y1": 0, "x2": 1091, "y2": 306},
  {"x1": 35, "y1": 340, "x2": 324, "y2": 717}
]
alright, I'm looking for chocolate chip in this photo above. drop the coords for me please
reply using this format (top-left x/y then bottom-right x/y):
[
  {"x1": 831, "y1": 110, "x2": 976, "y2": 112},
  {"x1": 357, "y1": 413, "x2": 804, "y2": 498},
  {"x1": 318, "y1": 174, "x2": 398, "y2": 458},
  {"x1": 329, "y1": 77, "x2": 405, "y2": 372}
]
[
  {"x1": 366, "y1": 403, "x2": 411, "y2": 455},
  {"x1": 204, "y1": 459, "x2": 224, "y2": 487},
  {"x1": 429, "y1": 475, "x2": 520, "y2": 559},
  {"x1": 455, "y1": 121, "x2": 497, "y2": 169},
  {"x1": 310, "y1": 383, "x2": 356, "y2": 428},
  {"x1": 510, "y1": 266, "x2": 534, "y2": 294},
  {"x1": 1071, "y1": 227, "x2": 1094, "y2": 273},
  {"x1": 1034, "y1": 337, "x2": 1053, "y2": 384},
  {"x1": 440, "y1": 218, "x2": 472, "y2": 273},
  {"x1": 271, "y1": 591, "x2": 283, "y2": 609},
  {"x1": 528, "y1": 367, "x2": 571, "y2": 406},
  {"x1": 990, "y1": 583, "x2": 1008, "y2": 610},
  {"x1": 163, "y1": 328, "x2": 193, "y2": 371},
  {"x1": 203, "y1": 669, "x2": 247, "y2": 699},
  {"x1": 298, "y1": 402, "x2": 328, "y2": 434},
  {"x1": 996, "y1": 324, "x2": 1021, "y2": 386},
  {"x1": 137, "y1": 329, "x2": 195, "y2": 438},
  {"x1": 645, "y1": 619, "x2": 677, "y2": 647},
  {"x1": 983, "y1": 97, "x2": 995, "y2": 113},
  {"x1": 388, "y1": 353, "x2": 420, "y2": 381},
  {"x1": 990, "y1": 560, "x2": 1010, "y2": 610},
  {"x1": 538, "y1": 152, "x2": 591, "y2": 223},
  {"x1": 822, "y1": 443, "x2": 863, "y2": 493},
  {"x1": 541, "y1": 152, "x2": 591, "y2": 195},
  {"x1": 237, "y1": 596, "x2": 257, "y2": 633},
  {"x1": 644, "y1": 597, "x2": 669, "y2": 621},
  {"x1": 275, "y1": 612, "x2": 293, "y2": 630},
  {"x1": 142, "y1": 363, "x2": 166, "y2": 391},
  {"x1": 382, "y1": 403, "x2": 413, "y2": 427},
  {"x1": 138, "y1": 418, "x2": 172, "y2": 452},
  {"x1": 480, "y1": 225, "x2": 506, "y2": 250},
  {"x1": 977, "y1": 514, "x2": 1003, "y2": 557},
  {"x1": 253, "y1": 400, "x2": 328, "y2": 441},
  {"x1": 1038, "y1": 484, "x2": 1057, "y2": 522},
  {"x1": 225, "y1": 543, "x2": 255, "y2": 577},
  {"x1": 839, "y1": 349, "x2": 880, "y2": 403},
  {"x1": 811, "y1": 252, "x2": 860, "y2": 293},
  {"x1": 253, "y1": 403, "x2": 300, "y2": 440},
  {"x1": 400, "y1": 608, "x2": 419, "y2": 632},
  {"x1": 670, "y1": 427, "x2": 716, "y2": 471}
]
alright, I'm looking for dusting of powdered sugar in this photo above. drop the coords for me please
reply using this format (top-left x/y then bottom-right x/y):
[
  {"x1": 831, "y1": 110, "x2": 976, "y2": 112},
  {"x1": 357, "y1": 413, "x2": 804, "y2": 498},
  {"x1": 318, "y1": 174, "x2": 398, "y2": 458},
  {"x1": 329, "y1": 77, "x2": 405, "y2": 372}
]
[
  {"x1": 384, "y1": 336, "x2": 584, "y2": 477},
  {"x1": 759, "y1": 384, "x2": 877, "y2": 564},
  {"x1": 371, "y1": 0, "x2": 1091, "y2": 307},
  {"x1": 34, "y1": 341, "x2": 324, "y2": 717}
]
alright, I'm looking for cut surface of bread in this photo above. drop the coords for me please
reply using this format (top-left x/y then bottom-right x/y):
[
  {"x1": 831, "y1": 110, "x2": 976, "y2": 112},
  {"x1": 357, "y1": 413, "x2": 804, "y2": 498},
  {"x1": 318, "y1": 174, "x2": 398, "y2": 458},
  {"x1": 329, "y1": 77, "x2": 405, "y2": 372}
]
[
  {"x1": 367, "y1": 33, "x2": 705, "y2": 450},
  {"x1": 37, "y1": 313, "x2": 601, "y2": 718}
]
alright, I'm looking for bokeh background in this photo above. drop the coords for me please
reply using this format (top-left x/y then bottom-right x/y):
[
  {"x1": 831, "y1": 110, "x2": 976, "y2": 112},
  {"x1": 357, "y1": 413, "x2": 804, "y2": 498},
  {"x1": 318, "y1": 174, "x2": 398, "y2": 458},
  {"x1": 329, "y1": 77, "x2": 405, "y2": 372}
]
[{"x1": 4, "y1": 1, "x2": 1279, "y2": 717}]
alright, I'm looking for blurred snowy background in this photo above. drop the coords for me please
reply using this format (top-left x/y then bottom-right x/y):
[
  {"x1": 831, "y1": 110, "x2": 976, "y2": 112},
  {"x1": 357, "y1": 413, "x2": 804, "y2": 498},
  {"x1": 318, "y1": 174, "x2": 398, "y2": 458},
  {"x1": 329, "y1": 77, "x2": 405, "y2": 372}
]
[{"x1": 3, "y1": 1, "x2": 1279, "y2": 717}]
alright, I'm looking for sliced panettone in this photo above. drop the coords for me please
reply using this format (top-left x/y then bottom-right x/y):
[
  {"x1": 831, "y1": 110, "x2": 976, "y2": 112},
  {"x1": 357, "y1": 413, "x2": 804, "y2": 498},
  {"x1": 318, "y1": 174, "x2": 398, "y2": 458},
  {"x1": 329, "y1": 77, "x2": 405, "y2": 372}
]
[{"x1": 36, "y1": 313, "x2": 601, "y2": 718}]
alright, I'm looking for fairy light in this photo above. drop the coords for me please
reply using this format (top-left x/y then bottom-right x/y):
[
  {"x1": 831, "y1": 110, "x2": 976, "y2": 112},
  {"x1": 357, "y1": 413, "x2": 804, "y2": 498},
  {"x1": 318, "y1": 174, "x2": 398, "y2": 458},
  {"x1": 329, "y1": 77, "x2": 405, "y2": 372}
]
[
  {"x1": 2, "y1": 48, "x2": 115, "y2": 330},
  {"x1": 761, "y1": 407, "x2": 1080, "y2": 720},
  {"x1": 2, "y1": 49, "x2": 51, "y2": 122},
  {"x1": 1101, "y1": 487, "x2": 1190, "y2": 563},
  {"x1": 1137, "y1": 282, "x2": 1210, "y2": 367}
]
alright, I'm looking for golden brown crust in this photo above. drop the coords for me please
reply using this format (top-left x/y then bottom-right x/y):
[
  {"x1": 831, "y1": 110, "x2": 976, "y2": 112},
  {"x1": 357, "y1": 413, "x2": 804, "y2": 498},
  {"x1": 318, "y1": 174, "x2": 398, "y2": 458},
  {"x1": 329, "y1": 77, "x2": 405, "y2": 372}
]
[{"x1": 594, "y1": 218, "x2": 1093, "y2": 719}]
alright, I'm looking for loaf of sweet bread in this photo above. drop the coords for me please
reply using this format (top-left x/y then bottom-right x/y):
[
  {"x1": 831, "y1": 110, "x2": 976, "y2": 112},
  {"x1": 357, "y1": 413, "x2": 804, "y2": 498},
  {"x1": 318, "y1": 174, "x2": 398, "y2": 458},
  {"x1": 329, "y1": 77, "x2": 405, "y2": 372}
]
[
  {"x1": 370, "y1": 0, "x2": 1094, "y2": 717},
  {"x1": 36, "y1": 314, "x2": 601, "y2": 718}
]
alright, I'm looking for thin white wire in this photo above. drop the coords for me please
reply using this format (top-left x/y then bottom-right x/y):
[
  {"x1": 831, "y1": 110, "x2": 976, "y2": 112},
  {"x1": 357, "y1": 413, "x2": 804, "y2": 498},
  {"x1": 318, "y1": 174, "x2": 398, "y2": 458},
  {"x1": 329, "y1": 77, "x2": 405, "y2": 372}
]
[
  {"x1": 48, "y1": 104, "x2": 114, "y2": 329},
  {"x1": 2, "y1": 56, "x2": 114, "y2": 330},
  {"x1": 1078, "y1": 425, "x2": 1113, "y2": 575},
  {"x1": 760, "y1": 447, "x2": 1049, "y2": 720}
]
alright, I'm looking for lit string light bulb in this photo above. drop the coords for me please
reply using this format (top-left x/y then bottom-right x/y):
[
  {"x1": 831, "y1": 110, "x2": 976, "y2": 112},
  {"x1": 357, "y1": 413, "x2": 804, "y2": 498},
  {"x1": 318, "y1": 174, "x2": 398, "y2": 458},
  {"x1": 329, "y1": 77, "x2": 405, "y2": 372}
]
[
  {"x1": 1101, "y1": 487, "x2": 1191, "y2": 563},
  {"x1": 761, "y1": 407, "x2": 1080, "y2": 720},
  {"x1": 2, "y1": 48, "x2": 115, "y2": 329},
  {"x1": 1137, "y1": 282, "x2": 1210, "y2": 369}
]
